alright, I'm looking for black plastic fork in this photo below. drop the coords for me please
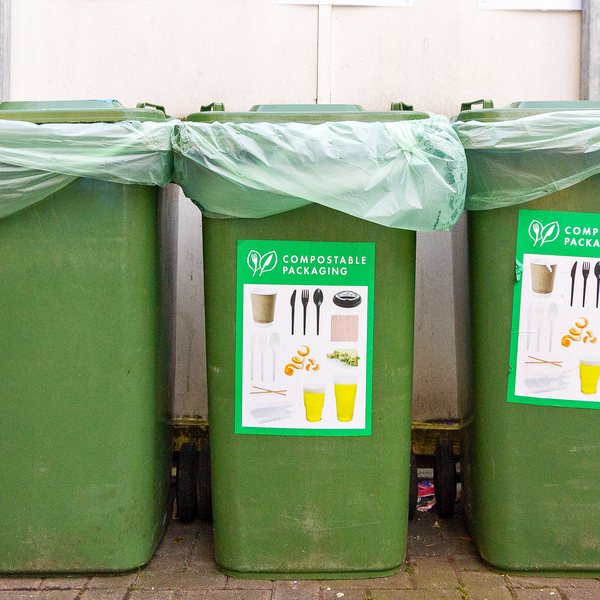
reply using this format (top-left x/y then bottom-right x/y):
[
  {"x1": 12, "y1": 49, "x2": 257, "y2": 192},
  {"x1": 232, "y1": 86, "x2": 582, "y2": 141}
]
[
  {"x1": 301, "y1": 289, "x2": 309, "y2": 335},
  {"x1": 583, "y1": 261, "x2": 590, "y2": 308}
]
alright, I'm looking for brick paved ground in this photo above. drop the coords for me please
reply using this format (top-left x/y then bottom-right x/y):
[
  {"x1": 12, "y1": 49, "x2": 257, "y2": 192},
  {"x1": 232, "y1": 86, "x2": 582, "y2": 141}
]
[{"x1": 2, "y1": 507, "x2": 599, "y2": 599}]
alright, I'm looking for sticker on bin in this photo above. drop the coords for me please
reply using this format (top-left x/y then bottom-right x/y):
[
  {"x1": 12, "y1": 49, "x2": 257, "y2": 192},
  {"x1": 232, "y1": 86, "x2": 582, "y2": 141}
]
[
  {"x1": 236, "y1": 239, "x2": 374, "y2": 436},
  {"x1": 509, "y1": 209, "x2": 600, "y2": 409}
]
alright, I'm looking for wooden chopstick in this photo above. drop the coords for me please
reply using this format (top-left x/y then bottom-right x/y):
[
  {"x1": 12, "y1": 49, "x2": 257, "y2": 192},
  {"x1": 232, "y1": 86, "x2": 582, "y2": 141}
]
[
  {"x1": 526, "y1": 355, "x2": 563, "y2": 367},
  {"x1": 251, "y1": 386, "x2": 287, "y2": 396}
]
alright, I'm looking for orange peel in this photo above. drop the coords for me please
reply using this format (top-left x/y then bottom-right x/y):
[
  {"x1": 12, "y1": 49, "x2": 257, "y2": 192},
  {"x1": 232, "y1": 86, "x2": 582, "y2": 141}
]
[
  {"x1": 297, "y1": 345, "x2": 310, "y2": 357},
  {"x1": 284, "y1": 363, "x2": 302, "y2": 376}
]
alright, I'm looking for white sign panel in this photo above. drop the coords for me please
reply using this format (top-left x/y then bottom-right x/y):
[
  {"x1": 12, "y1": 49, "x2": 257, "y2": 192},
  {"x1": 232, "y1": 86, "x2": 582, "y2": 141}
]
[
  {"x1": 274, "y1": 0, "x2": 412, "y2": 6},
  {"x1": 479, "y1": 0, "x2": 581, "y2": 9}
]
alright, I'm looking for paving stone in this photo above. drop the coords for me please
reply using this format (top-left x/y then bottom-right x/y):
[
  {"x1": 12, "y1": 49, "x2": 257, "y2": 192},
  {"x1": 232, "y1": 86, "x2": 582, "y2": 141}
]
[
  {"x1": 86, "y1": 574, "x2": 138, "y2": 590},
  {"x1": 451, "y1": 554, "x2": 490, "y2": 572},
  {"x1": 142, "y1": 553, "x2": 190, "y2": 574},
  {"x1": 177, "y1": 591, "x2": 272, "y2": 600},
  {"x1": 513, "y1": 590, "x2": 561, "y2": 600},
  {"x1": 129, "y1": 591, "x2": 177, "y2": 600},
  {"x1": 0, "y1": 592, "x2": 80, "y2": 600},
  {"x1": 0, "y1": 580, "x2": 42, "y2": 591},
  {"x1": 370, "y1": 589, "x2": 463, "y2": 600},
  {"x1": 508, "y1": 575, "x2": 574, "y2": 589},
  {"x1": 459, "y1": 571, "x2": 513, "y2": 600},
  {"x1": 40, "y1": 579, "x2": 89, "y2": 590},
  {"x1": 225, "y1": 577, "x2": 274, "y2": 590},
  {"x1": 412, "y1": 557, "x2": 458, "y2": 592},
  {"x1": 272, "y1": 579, "x2": 320, "y2": 599},
  {"x1": 319, "y1": 571, "x2": 412, "y2": 591},
  {"x1": 559, "y1": 578, "x2": 600, "y2": 589},
  {"x1": 135, "y1": 571, "x2": 227, "y2": 590},
  {"x1": 562, "y1": 590, "x2": 600, "y2": 600},
  {"x1": 407, "y1": 513, "x2": 447, "y2": 557},
  {"x1": 79, "y1": 590, "x2": 128, "y2": 600},
  {"x1": 322, "y1": 591, "x2": 368, "y2": 600}
]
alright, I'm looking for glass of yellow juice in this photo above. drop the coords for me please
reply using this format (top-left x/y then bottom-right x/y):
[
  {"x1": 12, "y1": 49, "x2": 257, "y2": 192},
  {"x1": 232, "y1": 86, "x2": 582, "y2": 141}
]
[
  {"x1": 334, "y1": 375, "x2": 358, "y2": 422},
  {"x1": 580, "y1": 357, "x2": 600, "y2": 394},
  {"x1": 303, "y1": 384, "x2": 326, "y2": 422}
]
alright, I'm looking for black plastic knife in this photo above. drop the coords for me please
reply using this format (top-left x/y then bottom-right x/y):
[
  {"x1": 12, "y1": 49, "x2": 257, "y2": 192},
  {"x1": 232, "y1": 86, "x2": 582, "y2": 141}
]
[
  {"x1": 570, "y1": 261, "x2": 577, "y2": 307},
  {"x1": 290, "y1": 290, "x2": 296, "y2": 335},
  {"x1": 595, "y1": 262, "x2": 600, "y2": 308}
]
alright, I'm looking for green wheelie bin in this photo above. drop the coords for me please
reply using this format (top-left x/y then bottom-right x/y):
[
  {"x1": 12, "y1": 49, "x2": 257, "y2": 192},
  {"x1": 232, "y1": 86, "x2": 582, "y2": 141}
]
[
  {"x1": 0, "y1": 100, "x2": 174, "y2": 573},
  {"x1": 173, "y1": 103, "x2": 466, "y2": 578},
  {"x1": 454, "y1": 100, "x2": 600, "y2": 572}
]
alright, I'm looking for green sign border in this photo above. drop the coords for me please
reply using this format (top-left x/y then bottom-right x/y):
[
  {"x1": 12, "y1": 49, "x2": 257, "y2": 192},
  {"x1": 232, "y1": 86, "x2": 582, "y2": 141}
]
[
  {"x1": 235, "y1": 239, "x2": 375, "y2": 435},
  {"x1": 508, "y1": 209, "x2": 600, "y2": 409}
]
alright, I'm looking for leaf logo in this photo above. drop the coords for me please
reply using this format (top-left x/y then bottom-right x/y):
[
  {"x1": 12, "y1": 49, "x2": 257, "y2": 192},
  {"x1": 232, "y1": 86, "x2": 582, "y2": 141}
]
[
  {"x1": 247, "y1": 250, "x2": 278, "y2": 276},
  {"x1": 529, "y1": 220, "x2": 559, "y2": 247}
]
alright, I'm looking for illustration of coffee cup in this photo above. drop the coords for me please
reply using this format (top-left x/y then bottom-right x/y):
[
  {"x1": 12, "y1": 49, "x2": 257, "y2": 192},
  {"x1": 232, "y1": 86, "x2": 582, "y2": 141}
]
[
  {"x1": 530, "y1": 259, "x2": 558, "y2": 296},
  {"x1": 250, "y1": 288, "x2": 277, "y2": 327}
]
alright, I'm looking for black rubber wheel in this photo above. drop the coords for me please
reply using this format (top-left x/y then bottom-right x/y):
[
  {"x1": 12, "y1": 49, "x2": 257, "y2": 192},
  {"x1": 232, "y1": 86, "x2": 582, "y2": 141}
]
[
  {"x1": 408, "y1": 450, "x2": 418, "y2": 520},
  {"x1": 196, "y1": 442, "x2": 213, "y2": 522},
  {"x1": 434, "y1": 438, "x2": 456, "y2": 519},
  {"x1": 176, "y1": 442, "x2": 198, "y2": 522}
]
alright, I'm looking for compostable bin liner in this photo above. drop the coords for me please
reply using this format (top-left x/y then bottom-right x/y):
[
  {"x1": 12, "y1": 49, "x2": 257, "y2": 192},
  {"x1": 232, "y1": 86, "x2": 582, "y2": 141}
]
[
  {"x1": 173, "y1": 115, "x2": 466, "y2": 232},
  {"x1": 0, "y1": 120, "x2": 174, "y2": 218},
  {"x1": 453, "y1": 110, "x2": 600, "y2": 210}
]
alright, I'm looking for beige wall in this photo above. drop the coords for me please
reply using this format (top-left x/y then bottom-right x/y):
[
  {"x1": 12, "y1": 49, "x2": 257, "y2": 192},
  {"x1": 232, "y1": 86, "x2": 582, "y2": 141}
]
[{"x1": 8, "y1": 0, "x2": 581, "y2": 421}]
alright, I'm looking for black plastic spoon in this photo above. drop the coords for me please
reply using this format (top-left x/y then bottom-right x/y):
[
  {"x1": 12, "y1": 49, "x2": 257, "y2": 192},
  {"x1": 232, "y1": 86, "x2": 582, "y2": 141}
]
[{"x1": 313, "y1": 289, "x2": 323, "y2": 335}]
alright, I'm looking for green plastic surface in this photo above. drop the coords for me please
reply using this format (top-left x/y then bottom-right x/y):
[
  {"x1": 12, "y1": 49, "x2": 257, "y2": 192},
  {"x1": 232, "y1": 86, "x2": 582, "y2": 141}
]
[
  {"x1": 455, "y1": 100, "x2": 600, "y2": 124},
  {"x1": 203, "y1": 203, "x2": 414, "y2": 578},
  {"x1": 0, "y1": 178, "x2": 172, "y2": 573},
  {"x1": 185, "y1": 104, "x2": 429, "y2": 123},
  {"x1": 0, "y1": 99, "x2": 168, "y2": 123},
  {"x1": 249, "y1": 104, "x2": 364, "y2": 112},
  {"x1": 463, "y1": 175, "x2": 600, "y2": 572}
]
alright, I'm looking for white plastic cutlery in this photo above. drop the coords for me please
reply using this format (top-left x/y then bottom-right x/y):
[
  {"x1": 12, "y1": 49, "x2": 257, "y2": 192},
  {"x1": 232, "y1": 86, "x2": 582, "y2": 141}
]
[
  {"x1": 536, "y1": 302, "x2": 544, "y2": 352},
  {"x1": 258, "y1": 334, "x2": 267, "y2": 382},
  {"x1": 548, "y1": 303, "x2": 558, "y2": 352},
  {"x1": 270, "y1": 332, "x2": 280, "y2": 382}
]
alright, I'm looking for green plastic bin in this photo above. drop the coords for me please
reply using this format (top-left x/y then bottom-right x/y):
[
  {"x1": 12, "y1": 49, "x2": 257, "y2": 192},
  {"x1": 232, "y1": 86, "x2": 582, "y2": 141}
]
[
  {"x1": 0, "y1": 100, "x2": 174, "y2": 573},
  {"x1": 455, "y1": 101, "x2": 600, "y2": 573},
  {"x1": 174, "y1": 103, "x2": 466, "y2": 579}
]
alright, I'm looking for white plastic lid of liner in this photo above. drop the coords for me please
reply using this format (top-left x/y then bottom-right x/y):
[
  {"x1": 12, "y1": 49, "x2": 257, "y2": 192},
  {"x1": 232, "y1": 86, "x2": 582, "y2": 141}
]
[{"x1": 173, "y1": 116, "x2": 466, "y2": 232}]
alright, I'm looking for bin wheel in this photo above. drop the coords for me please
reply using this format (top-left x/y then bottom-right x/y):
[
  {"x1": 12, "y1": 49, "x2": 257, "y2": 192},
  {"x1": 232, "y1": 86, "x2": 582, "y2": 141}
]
[
  {"x1": 197, "y1": 442, "x2": 213, "y2": 522},
  {"x1": 409, "y1": 450, "x2": 418, "y2": 520},
  {"x1": 434, "y1": 438, "x2": 456, "y2": 519},
  {"x1": 176, "y1": 442, "x2": 198, "y2": 522}
]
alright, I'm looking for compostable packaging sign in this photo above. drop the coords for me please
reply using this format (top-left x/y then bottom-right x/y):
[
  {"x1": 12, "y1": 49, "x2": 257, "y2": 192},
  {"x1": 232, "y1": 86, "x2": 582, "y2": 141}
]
[
  {"x1": 509, "y1": 209, "x2": 600, "y2": 408},
  {"x1": 236, "y1": 239, "x2": 375, "y2": 435}
]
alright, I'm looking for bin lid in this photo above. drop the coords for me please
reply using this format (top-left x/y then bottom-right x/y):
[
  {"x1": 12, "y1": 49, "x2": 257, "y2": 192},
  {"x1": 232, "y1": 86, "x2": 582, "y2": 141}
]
[
  {"x1": 185, "y1": 103, "x2": 429, "y2": 123},
  {"x1": 0, "y1": 100, "x2": 169, "y2": 123},
  {"x1": 455, "y1": 100, "x2": 600, "y2": 123}
]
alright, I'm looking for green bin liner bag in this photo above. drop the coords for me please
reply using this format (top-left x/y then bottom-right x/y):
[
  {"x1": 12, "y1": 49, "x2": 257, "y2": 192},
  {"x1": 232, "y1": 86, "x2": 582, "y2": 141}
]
[
  {"x1": 0, "y1": 120, "x2": 174, "y2": 218},
  {"x1": 173, "y1": 115, "x2": 467, "y2": 232},
  {"x1": 453, "y1": 110, "x2": 600, "y2": 210}
]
